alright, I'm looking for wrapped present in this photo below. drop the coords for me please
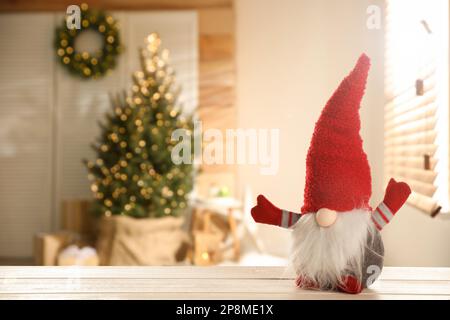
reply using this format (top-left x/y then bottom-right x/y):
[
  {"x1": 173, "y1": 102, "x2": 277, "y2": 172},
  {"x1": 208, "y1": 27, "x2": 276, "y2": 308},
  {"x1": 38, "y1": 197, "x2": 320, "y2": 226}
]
[
  {"x1": 34, "y1": 231, "x2": 75, "y2": 266},
  {"x1": 61, "y1": 199, "x2": 96, "y2": 238}
]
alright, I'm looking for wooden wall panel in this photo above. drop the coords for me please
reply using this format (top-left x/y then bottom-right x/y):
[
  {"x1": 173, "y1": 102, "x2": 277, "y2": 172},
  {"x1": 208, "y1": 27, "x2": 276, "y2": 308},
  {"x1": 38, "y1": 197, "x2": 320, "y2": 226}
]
[{"x1": 196, "y1": 7, "x2": 236, "y2": 196}]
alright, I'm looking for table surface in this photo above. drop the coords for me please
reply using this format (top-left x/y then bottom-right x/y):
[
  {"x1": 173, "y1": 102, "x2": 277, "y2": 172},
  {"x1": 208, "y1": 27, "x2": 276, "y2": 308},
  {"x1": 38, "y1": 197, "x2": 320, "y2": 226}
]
[{"x1": 0, "y1": 266, "x2": 449, "y2": 300}]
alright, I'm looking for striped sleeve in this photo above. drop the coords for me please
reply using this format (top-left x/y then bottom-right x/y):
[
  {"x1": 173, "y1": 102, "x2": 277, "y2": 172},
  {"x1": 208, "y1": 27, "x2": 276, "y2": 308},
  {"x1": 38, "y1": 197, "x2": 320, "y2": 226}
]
[
  {"x1": 280, "y1": 210, "x2": 301, "y2": 228},
  {"x1": 371, "y1": 202, "x2": 394, "y2": 231}
]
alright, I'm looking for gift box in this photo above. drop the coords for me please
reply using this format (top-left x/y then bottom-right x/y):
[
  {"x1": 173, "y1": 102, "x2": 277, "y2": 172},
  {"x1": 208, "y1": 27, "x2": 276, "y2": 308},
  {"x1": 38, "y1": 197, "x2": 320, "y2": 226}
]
[
  {"x1": 61, "y1": 199, "x2": 96, "y2": 237},
  {"x1": 34, "y1": 231, "x2": 75, "y2": 266}
]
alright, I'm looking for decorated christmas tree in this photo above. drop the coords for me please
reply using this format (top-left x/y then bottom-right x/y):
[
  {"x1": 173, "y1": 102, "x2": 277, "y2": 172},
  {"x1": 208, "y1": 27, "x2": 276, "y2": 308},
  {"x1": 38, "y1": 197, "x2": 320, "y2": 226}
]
[{"x1": 85, "y1": 33, "x2": 194, "y2": 218}]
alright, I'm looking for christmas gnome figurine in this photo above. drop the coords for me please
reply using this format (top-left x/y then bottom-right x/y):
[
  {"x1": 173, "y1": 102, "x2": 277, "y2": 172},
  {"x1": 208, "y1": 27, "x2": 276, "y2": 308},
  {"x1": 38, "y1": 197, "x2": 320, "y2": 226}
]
[{"x1": 251, "y1": 54, "x2": 412, "y2": 294}]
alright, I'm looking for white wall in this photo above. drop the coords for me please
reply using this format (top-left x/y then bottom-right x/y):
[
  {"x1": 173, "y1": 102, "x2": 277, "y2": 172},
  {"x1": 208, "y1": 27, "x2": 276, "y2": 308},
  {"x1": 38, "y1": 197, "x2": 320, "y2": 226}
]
[
  {"x1": 382, "y1": 206, "x2": 450, "y2": 266},
  {"x1": 236, "y1": 0, "x2": 450, "y2": 266}
]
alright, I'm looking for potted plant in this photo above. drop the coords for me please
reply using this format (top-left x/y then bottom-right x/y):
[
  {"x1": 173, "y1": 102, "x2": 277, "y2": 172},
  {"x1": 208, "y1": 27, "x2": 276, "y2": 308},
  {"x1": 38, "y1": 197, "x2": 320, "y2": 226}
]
[{"x1": 85, "y1": 33, "x2": 194, "y2": 265}]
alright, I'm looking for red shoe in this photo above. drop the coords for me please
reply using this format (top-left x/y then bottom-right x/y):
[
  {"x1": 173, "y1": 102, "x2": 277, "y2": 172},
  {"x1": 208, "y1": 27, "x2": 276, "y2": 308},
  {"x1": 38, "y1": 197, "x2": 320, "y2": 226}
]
[
  {"x1": 337, "y1": 275, "x2": 363, "y2": 294},
  {"x1": 295, "y1": 276, "x2": 319, "y2": 290}
]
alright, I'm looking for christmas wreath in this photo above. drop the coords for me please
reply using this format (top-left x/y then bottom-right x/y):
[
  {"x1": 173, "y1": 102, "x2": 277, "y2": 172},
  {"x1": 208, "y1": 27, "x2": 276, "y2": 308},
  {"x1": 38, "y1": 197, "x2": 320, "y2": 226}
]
[{"x1": 54, "y1": 3, "x2": 122, "y2": 79}]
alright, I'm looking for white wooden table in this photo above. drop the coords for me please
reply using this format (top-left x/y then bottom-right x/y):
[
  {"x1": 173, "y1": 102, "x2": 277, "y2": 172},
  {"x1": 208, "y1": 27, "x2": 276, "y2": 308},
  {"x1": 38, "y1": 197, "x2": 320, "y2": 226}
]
[{"x1": 0, "y1": 266, "x2": 449, "y2": 299}]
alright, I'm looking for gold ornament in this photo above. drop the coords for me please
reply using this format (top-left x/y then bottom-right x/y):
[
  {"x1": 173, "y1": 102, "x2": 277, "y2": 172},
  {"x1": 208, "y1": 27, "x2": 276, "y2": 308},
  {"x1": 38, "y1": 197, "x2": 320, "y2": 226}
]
[{"x1": 110, "y1": 133, "x2": 118, "y2": 142}]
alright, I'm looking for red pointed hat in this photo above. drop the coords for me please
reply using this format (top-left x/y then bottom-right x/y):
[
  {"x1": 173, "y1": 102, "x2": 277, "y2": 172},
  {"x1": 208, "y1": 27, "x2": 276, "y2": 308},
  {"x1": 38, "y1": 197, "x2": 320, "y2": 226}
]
[{"x1": 301, "y1": 54, "x2": 372, "y2": 214}]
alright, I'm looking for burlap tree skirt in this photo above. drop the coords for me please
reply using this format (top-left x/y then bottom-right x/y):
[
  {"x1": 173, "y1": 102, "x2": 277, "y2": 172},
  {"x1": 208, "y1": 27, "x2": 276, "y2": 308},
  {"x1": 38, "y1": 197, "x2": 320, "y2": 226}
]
[{"x1": 97, "y1": 215, "x2": 189, "y2": 266}]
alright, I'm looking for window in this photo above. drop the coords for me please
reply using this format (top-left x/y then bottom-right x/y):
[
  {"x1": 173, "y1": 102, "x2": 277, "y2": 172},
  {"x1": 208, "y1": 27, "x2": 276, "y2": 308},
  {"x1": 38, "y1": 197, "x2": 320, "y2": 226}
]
[{"x1": 384, "y1": 0, "x2": 449, "y2": 216}]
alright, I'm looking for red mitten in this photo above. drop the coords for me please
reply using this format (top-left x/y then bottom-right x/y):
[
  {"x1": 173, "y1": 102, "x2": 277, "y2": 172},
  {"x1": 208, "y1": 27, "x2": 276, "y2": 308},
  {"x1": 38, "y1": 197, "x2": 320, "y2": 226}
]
[
  {"x1": 383, "y1": 178, "x2": 411, "y2": 213},
  {"x1": 371, "y1": 178, "x2": 411, "y2": 230},
  {"x1": 251, "y1": 194, "x2": 282, "y2": 226},
  {"x1": 252, "y1": 195, "x2": 302, "y2": 228}
]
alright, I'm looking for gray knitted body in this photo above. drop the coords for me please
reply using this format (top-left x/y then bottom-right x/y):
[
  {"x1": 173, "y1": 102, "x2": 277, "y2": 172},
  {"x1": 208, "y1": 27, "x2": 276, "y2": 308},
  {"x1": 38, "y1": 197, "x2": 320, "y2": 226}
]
[{"x1": 361, "y1": 229, "x2": 384, "y2": 288}]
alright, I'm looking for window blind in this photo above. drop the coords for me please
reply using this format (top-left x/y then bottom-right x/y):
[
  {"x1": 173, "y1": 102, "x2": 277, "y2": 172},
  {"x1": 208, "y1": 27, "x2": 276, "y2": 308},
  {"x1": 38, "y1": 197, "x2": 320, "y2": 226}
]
[
  {"x1": 0, "y1": 14, "x2": 54, "y2": 256},
  {"x1": 384, "y1": 0, "x2": 449, "y2": 216}
]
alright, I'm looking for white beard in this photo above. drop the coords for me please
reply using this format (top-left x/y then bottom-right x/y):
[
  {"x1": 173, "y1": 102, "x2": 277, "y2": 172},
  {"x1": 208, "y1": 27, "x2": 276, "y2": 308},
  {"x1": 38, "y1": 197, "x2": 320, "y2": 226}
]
[{"x1": 291, "y1": 209, "x2": 375, "y2": 290}]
